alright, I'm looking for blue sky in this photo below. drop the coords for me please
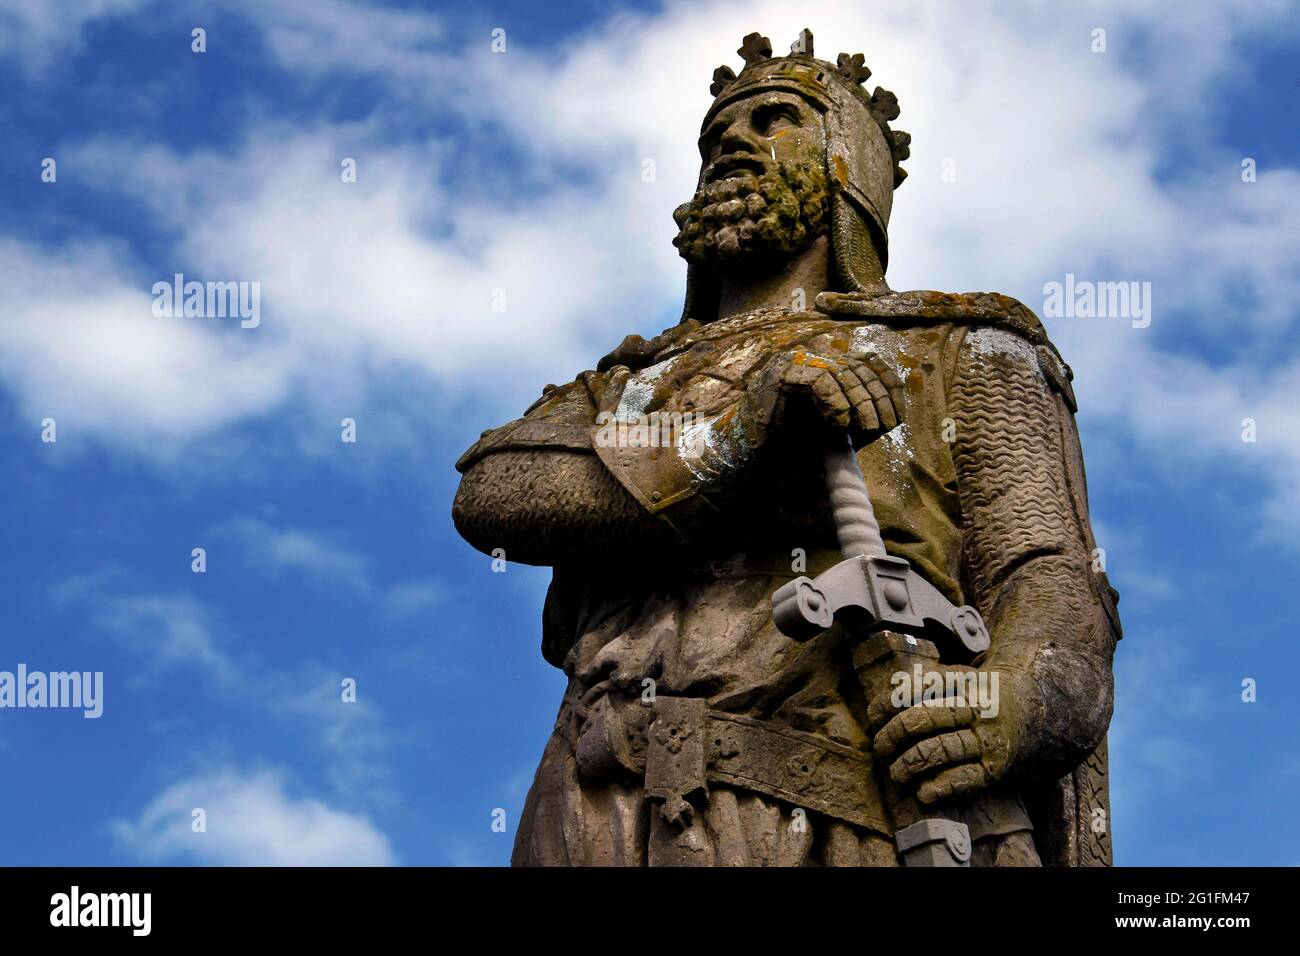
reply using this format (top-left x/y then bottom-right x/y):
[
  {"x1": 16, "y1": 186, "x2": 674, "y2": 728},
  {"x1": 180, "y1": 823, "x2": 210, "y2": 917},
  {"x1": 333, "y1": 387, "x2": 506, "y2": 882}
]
[{"x1": 0, "y1": 0, "x2": 1297, "y2": 866}]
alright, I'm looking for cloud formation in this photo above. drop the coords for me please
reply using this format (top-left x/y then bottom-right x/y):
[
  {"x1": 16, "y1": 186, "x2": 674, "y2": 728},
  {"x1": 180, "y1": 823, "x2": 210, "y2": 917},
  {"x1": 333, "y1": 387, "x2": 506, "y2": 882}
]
[
  {"x1": 111, "y1": 767, "x2": 397, "y2": 865},
  {"x1": 0, "y1": 0, "x2": 155, "y2": 75},
  {"x1": 2, "y1": 0, "x2": 1296, "y2": 507},
  {"x1": 224, "y1": 516, "x2": 373, "y2": 594}
]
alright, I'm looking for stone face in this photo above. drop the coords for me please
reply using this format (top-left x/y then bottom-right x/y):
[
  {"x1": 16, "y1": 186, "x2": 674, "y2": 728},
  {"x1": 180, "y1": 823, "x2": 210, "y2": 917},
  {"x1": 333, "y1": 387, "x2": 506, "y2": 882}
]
[{"x1": 452, "y1": 29, "x2": 1119, "y2": 867}]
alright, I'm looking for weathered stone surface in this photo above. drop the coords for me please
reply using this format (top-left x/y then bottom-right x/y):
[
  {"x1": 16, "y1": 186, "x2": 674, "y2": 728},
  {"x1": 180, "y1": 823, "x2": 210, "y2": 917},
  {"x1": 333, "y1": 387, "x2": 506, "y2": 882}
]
[{"x1": 452, "y1": 28, "x2": 1119, "y2": 867}]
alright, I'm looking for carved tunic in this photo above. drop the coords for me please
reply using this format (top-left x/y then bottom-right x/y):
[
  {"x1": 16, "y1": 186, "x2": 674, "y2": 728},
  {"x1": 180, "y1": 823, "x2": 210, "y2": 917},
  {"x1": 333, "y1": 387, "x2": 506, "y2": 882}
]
[{"x1": 454, "y1": 292, "x2": 1120, "y2": 866}]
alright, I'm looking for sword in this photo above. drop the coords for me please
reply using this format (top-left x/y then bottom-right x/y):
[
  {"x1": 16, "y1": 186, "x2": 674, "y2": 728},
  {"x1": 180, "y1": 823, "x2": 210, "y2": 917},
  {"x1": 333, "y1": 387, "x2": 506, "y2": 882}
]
[{"x1": 771, "y1": 436, "x2": 991, "y2": 866}]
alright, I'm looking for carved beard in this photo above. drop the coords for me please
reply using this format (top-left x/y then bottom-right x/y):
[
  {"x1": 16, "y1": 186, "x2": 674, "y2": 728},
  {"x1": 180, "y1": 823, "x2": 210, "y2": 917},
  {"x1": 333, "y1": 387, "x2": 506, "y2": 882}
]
[{"x1": 672, "y1": 159, "x2": 829, "y2": 273}]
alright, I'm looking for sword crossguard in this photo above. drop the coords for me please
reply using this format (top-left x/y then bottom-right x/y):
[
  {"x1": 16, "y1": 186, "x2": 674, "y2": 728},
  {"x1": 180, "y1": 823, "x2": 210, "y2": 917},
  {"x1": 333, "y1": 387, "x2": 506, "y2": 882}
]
[{"x1": 772, "y1": 552, "x2": 990, "y2": 656}]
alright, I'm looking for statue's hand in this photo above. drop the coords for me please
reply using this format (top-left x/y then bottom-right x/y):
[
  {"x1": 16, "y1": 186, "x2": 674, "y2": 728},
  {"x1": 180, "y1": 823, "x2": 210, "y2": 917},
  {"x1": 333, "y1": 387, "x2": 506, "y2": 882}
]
[
  {"x1": 742, "y1": 349, "x2": 904, "y2": 450},
  {"x1": 870, "y1": 667, "x2": 1024, "y2": 807}
]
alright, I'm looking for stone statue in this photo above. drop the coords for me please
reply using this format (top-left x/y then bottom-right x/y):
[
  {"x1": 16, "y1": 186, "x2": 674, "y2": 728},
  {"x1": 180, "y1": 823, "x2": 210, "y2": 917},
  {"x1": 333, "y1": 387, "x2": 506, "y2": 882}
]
[{"x1": 453, "y1": 28, "x2": 1121, "y2": 867}]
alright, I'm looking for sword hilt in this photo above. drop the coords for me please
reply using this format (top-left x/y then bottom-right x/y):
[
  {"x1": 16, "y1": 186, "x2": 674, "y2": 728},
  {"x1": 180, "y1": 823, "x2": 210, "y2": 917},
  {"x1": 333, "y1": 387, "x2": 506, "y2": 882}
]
[
  {"x1": 775, "y1": 435, "x2": 977, "y2": 866},
  {"x1": 823, "y1": 438, "x2": 887, "y2": 561}
]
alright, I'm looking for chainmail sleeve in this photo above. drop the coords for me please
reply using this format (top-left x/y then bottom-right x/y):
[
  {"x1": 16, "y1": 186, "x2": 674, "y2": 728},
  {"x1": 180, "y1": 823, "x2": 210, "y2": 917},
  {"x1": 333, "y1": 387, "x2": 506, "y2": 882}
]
[{"x1": 947, "y1": 325, "x2": 1119, "y2": 784}]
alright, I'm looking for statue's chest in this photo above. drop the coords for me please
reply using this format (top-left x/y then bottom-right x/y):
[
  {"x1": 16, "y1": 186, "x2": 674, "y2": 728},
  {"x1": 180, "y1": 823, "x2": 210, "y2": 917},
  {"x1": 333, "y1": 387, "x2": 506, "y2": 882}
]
[{"x1": 619, "y1": 321, "x2": 862, "y2": 418}]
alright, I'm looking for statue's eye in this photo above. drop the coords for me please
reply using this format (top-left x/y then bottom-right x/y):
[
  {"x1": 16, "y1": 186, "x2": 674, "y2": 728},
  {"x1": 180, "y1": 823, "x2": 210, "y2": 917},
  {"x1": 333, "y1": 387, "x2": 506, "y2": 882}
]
[{"x1": 755, "y1": 104, "x2": 800, "y2": 136}]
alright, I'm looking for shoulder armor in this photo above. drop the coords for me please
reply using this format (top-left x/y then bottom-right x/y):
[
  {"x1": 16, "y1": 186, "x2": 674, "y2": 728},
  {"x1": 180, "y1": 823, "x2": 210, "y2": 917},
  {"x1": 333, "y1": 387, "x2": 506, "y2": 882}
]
[
  {"x1": 818, "y1": 288, "x2": 1078, "y2": 410},
  {"x1": 456, "y1": 378, "x2": 597, "y2": 472}
]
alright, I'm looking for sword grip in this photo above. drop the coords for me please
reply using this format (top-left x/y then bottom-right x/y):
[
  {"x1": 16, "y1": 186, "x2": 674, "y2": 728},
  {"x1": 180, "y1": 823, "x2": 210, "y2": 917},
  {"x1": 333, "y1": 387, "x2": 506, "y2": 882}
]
[{"x1": 824, "y1": 438, "x2": 887, "y2": 560}]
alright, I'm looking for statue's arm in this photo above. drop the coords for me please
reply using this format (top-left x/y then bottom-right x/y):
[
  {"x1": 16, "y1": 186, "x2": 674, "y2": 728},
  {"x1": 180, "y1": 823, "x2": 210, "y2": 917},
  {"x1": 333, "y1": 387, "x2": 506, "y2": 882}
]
[
  {"x1": 948, "y1": 328, "x2": 1121, "y2": 781},
  {"x1": 454, "y1": 343, "x2": 904, "y2": 565},
  {"x1": 452, "y1": 377, "x2": 674, "y2": 566}
]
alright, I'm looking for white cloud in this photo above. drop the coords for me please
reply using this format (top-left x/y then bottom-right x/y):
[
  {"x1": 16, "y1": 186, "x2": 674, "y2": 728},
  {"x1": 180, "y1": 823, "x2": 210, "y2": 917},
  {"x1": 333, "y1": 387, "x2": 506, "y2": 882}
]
[
  {"x1": 111, "y1": 767, "x2": 396, "y2": 865},
  {"x1": 220, "y1": 0, "x2": 446, "y2": 80},
  {"x1": 381, "y1": 579, "x2": 441, "y2": 617},
  {"x1": 75, "y1": 585, "x2": 239, "y2": 684},
  {"x1": 224, "y1": 516, "x2": 372, "y2": 594},
  {"x1": 0, "y1": 238, "x2": 291, "y2": 448},
  {"x1": 273, "y1": 670, "x2": 398, "y2": 805},
  {"x1": 221, "y1": 517, "x2": 444, "y2": 615},
  {"x1": 55, "y1": 564, "x2": 407, "y2": 817},
  {"x1": 60, "y1": 570, "x2": 404, "y2": 808},
  {"x1": 0, "y1": 0, "x2": 155, "y2": 74}
]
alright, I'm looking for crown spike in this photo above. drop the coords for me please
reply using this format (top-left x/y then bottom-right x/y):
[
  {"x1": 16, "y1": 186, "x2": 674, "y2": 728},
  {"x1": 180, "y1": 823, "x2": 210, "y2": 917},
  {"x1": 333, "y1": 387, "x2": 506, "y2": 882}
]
[
  {"x1": 869, "y1": 86, "x2": 901, "y2": 122},
  {"x1": 836, "y1": 52, "x2": 871, "y2": 85},
  {"x1": 737, "y1": 32, "x2": 772, "y2": 65},
  {"x1": 891, "y1": 130, "x2": 912, "y2": 161},
  {"x1": 710, "y1": 65, "x2": 737, "y2": 96}
]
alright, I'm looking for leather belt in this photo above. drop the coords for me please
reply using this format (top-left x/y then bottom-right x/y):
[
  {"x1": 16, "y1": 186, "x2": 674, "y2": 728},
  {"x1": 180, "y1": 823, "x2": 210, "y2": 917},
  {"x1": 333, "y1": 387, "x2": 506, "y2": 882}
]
[{"x1": 570, "y1": 693, "x2": 891, "y2": 836}]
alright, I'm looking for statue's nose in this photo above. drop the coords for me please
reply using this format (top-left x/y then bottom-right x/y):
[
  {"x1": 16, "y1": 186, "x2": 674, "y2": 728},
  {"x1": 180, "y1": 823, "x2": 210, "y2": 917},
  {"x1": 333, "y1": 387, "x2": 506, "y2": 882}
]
[{"x1": 719, "y1": 119, "x2": 764, "y2": 155}]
